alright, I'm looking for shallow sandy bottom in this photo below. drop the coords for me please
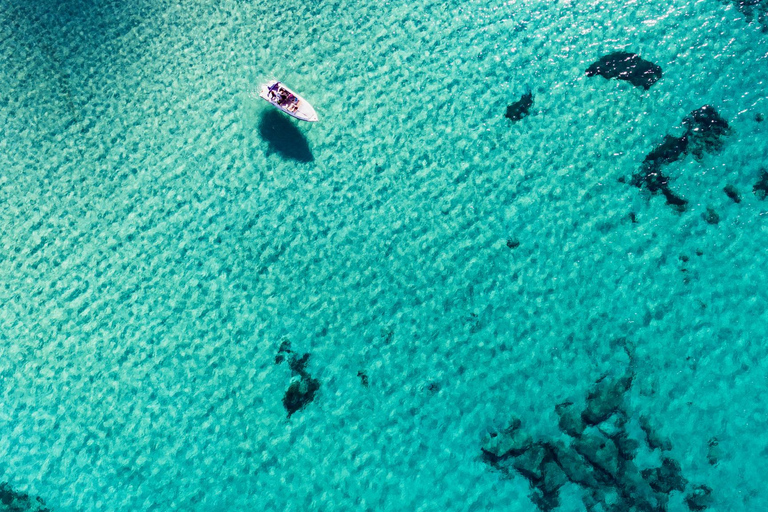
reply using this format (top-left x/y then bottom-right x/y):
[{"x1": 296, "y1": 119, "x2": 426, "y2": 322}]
[{"x1": 0, "y1": 0, "x2": 767, "y2": 510}]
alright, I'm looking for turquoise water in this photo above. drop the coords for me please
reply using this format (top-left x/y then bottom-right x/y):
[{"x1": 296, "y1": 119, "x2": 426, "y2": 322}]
[{"x1": 1, "y1": 0, "x2": 767, "y2": 510}]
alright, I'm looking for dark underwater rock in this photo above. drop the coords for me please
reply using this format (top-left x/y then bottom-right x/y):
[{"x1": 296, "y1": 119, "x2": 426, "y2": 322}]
[
  {"x1": 505, "y1": 91, "x2": 533, "y2": 122},
  {"x1": 479, "y1": 359, "x2": 710, "y2": 512},
  {"x1": 283, "y1": 376, "x2": 320, "y2": 417},
  {"x1": 685, "y1": 484, "x2": 714, "y2": 511},
  {"x1": 506, "y1": 238, "x2": 520, "y2": 249},
  {"x1": 642, "y1": 135, "x2": 689, "y2": 168},
  {"x1": 639, "y1": 416, "x2": 672, "y2": 451},
  {"x1": 641, "y1": 457, "x2": 687, "y2": 494},
  {"x1": 512, "y1": 443, "x2": 548, "y2": 481},
  {"x1": 0, "y1": 482, "x2": 50, "y2": 512},
  {"x1": 754, "y1": 169, "x2": 768, "y2": 199},
  {"x1": 632, "y1": 136, "x2": 690, "y2": 210},
  {"x1": 573, "y1": 433, "x2": 622, "y2": 478},
  {"x1": 482, "y1": 430, "x2": 566, "y2": 510},
  {"x1": 426, "y1": 382, "x2": 441, "y2": 393},
  {"x1": 530, "y1": 487, "x2": 560, "y2": 512},
  {"x1": 723, "y1": 184, "x2": 741, "y2": 203},
  {"x1": 706, "y1": 437, "x2": 722, "y2": 466},
  {"x1": 540, "y1": 461, "x2": 569, "y2": 495},
  {"x1": 481, "y1": 419, "x2": 533, "y2": 460},
  {"x1": 582, "y1": 373, "x2": 632, "y2": 426},
  {"x1": 276, "y1": 345, "x2": 321, "y2": 417},
  {"x1": 659, "y1": 186, "x2": 689, "y2": 210},
  {"x1": 614, "y1": 433, "x2": 641, "y2": 461},
  {"x1": 682, "y1": 105, "x2": 731, "y2": 160},
  {"x1": 616, "y1": 467, "x2": 663, "y2": 512},
  {"x1": 547, "y1": 441, "x2": 602, "y2": 489},
  {"x1": 702, "y1": 207, "x2": 720, "y2": 225},
  {"x1": 275, "y1": 339, "x2": 292, "y2": 364},
  {"x1": 585, "y1": 52, "x2": 663, "y2": 89},
  {"x1": 630, "y1": 106, "x2": 730, "y2": 210},
  {"x1": 729, "y1": 0, "x2": 768, "y2": 30},
  {"x1": 556, "y1": 401, "x2": 586, "y2": 438},
  {"x1": 357, "y1": 371, "x2": 369, "y2": 387},
  {"x1": 289, "y1": 353, "x2": 311, "y2": 376},
  {"x1": 596, "y1": 413, "x2": 628, "y2": 439}
]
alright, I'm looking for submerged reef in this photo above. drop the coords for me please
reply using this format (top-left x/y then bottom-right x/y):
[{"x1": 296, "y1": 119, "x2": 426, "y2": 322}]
[
  {"x1": 275, "y1": 340, "x2": 320, "y2": 417},
  {"x1": 274, "y1": 339, "x2": 293, "y2": 364},
  {"x1": 729, "y1": 0, "x2": 768, "y2": 31},
  {"x1": 480, "y1": 352, "x2": 712, "y2": 511},
  {"x1": 753, "y1": 169, "x2": 768, "y2": 199},
  {"x1": 681, "y1": 104, "x2": 731, "y2": 160},
  {"x1": 632, "y1": 134, "x2": 689, "y2": 209},
  {"x1": 686, "y1": 484, "x2": 715, "y2": 510},
  {"x1": 505, "y1": 91, "x2": 534, "y2": 122},
  {"x1": 0, "y1": 482, "x2": 50, "y2": 512},
  {"x1": 702, "y1": 207, "x2": 720, "y2": 225},
  {"x1": 723, "y1": 184, "x2": 741, "y2": 203},
  {"x1": 630, "y1": 105, "x2": 731, "y2": 210},
  {"x1": 585, "y1": 52, "x2": 663, "y2": 90}
]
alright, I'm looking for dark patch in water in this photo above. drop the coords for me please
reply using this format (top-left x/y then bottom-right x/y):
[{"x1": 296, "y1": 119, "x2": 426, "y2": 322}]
[
  {"x1": 480, "y1": 343, "x2": 713, "y2": 511},
  {"x1": 706, "y1": 437, "x2": 722, "y2": 466},
  {"x1": 686, "y1": 485, "x2": 714, "y2": 511},
  {"x1": 289, "y1": 353, "x2": 311, "y2": 375},
  {"x1": 702, "y1": 207, "x2": 720, "y2": 225},
  {"x1": 728, "y1": 0, "x2": 768, "y2": 30},
  {"x1": 682, "y1": 105, "x2": 731, "y2": 160},
  {"x1": 505, "y1": 91, "x2": 533, "y2": 122},
  {"x1": 643, "y1": 135, "x2": 689, "y2": 168},
  {"x1": 283, "y1": 376, "x2": 320, "y2": 418},
  {"x1": 753, "y1": 168, "x2": 768, "y2": 199},
  {"x1": 641, "y1": 458, "x2": 687, "y2": 494},
  {"x1": 585, "y1": 52, "x2": 663, "y2": 90},
  {"x1": 0, "y1": 482, "x2": 50, "y2": 512},
  {"x1": 630, "y1": 106, "x2": 731, "y2": 210},
  {"x1": 632, "y1": 134, "x2": 690, "y2": 209},
  {"x1": 258, "y1": 109, "x2": 314, "y2": 163},
  {"x1": 723, "y1": 184, "x2": 741, "y2": 203},
  {"x1": 275, "y1": 341, "x2": 321, "y2": 417},
  {"x1": 506, "y1": 238, "x2": 520, "y2": 249},
  {"x1": 275, "y1": 339, "x2": 292, "y2": 364}
]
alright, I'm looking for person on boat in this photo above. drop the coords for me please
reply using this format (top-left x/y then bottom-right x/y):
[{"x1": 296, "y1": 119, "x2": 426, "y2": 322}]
[
  {"x1": 268, "y1": 83, "x2": 291, "y2": 107},
  {"x1": 267, "y1": 82, "x2": 281, "y2": 101},
  {"x1": 279, "y1": 92, "x2": 295, "y2": 107}
]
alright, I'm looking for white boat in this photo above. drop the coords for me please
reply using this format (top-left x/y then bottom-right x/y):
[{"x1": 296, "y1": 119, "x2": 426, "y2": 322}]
[{"x1": 259, "y1": 80, "x2": 319, "y2": 122}]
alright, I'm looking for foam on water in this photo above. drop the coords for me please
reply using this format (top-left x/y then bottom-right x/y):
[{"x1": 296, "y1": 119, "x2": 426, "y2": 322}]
[{"x1": 1, "y1": 0, "x2": 767, "y2": 510}]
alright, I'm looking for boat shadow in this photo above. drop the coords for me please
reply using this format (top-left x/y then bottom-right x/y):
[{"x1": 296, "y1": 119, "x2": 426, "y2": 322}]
[{"x1": 258, "y1": 110, "x2": 314, "y2": 163}]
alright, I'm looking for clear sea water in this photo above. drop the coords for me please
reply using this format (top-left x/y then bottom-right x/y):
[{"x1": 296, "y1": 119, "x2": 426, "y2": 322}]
[{"x1": 1, "y1": 0, "x2": 767, "y2": 510}]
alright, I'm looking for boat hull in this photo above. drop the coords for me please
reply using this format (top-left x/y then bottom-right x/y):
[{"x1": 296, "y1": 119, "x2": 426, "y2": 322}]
[{"x1": 259, "y1": 80, "x2": 319, "y2": 122}]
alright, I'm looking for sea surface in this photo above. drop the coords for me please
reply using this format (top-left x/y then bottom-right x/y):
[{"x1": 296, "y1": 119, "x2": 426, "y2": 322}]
[{"x1": 1, "y1": 0, "x2": 767, "y2": 510}]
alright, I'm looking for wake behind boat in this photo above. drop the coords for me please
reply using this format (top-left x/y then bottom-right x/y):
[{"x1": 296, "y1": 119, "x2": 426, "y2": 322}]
[{"x1": 259, "y1": 80, "x2": 319, "y2": 122}]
